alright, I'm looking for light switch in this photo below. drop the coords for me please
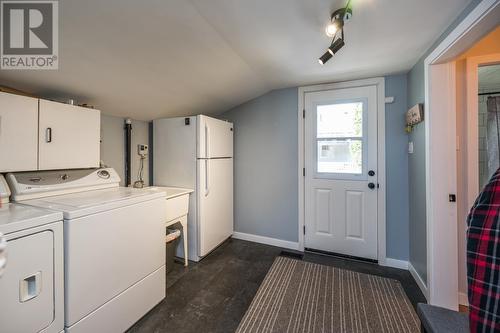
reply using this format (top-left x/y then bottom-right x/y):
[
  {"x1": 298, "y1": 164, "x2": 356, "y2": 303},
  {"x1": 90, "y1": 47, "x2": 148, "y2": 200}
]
[{"x1": 408, "y1": 142, "x2": 414, "y2": 154}]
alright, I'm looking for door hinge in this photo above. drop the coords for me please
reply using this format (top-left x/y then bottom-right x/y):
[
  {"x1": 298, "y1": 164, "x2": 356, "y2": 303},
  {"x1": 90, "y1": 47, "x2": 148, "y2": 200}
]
[
  {"x1": 303, "y1": 168, "x2": 305, "y2": 177},
  {"x1": 303, "y1": 225, "x2": 306, "y2": 234},
  {"x1": 303, "y1": 109, "x2": 305, "y2": 118}
]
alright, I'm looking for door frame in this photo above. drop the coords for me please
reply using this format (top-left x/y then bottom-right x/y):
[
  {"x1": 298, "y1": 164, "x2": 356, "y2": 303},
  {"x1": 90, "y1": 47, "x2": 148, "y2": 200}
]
[
  {"x1": 424, "y1": 0, "x2": 500, "y2": 308},
  {"x1": 298, "y1": 77, "x2": 387, "y2": 265},
  {"x1": 466, "y1": 53, "x2": 500, "y2": 209}
]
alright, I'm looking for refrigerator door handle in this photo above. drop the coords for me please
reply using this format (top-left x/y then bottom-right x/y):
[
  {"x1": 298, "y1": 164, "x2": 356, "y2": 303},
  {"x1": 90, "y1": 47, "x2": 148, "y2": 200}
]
[{"x1": 205, "y1": 159, "x2": 210, "y2": 197}]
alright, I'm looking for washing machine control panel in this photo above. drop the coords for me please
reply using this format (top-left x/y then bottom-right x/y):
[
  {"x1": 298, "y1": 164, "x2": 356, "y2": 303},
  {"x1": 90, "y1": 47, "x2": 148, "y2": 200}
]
[{"x1": 5, "y1": 168, "x2": 121, "y2": 201}]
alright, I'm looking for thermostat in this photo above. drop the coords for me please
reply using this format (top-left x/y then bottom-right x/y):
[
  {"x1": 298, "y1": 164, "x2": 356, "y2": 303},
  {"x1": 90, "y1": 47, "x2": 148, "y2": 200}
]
[{"x1": 138, "y1": 144, "x2": 149, "y2": 157}]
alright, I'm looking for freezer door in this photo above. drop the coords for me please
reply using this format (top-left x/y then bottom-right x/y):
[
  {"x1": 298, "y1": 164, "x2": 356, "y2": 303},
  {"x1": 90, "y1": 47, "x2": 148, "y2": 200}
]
[
  {"x1": 197, "y1": 115, "x2": 233, "y2": 158},
  {"x1": 154, "y1": 116, "x2": 197, "y2": 188},
  {"x1": 197, "y1": 158, "x2": 233, "y2": 257}
]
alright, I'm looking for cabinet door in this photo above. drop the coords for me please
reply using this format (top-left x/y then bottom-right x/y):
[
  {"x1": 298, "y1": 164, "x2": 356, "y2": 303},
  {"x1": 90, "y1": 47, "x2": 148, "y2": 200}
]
[
  {"x1": 0, "y1": 92, "x2": 39, "y2": 172},
  {"x1": 39, "y1": 100, "x2": 100, "y2": 170},
  {"x1": 0, "y1": 231, "x2": 54, "y2": 333}
]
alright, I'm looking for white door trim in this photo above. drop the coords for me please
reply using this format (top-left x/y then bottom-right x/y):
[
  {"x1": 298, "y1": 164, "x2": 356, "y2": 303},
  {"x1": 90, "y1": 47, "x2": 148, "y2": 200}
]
[
  {"x1": 466, "y1": 53, "x2": 500, "y2": 208},
  {"x1": 298, "y1": 77, "x2": 386, "y2": 265},
  {"x1": 424, "y1": 0, "x2": 500, "y2": 309}
]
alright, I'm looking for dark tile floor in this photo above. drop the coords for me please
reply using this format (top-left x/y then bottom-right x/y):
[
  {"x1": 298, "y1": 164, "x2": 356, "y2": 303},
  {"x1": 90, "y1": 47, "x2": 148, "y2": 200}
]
[{"x1": 127, "y1": 239, "x2": 426, "y2": 333}]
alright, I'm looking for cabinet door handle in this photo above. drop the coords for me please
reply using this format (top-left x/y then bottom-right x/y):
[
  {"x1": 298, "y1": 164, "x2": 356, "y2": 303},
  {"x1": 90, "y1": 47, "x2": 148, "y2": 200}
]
[{"x1": 46, "y1": 127, "x2": 52, "y2": 143}]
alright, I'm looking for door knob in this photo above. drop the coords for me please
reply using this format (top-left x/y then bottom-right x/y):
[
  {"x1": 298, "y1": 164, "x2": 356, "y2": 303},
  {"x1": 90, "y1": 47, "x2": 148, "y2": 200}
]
[
  {"x1": 368, "y1": 182, "x2": 376, "y2": 189},
  {"x1": 368, "y1": 170, "x2": 375, "y2": 176}
]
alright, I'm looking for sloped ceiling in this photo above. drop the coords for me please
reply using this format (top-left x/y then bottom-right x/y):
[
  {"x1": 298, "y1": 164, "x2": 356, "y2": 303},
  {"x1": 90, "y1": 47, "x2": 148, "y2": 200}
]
[{"x1": 0, "y1": 0, "x2": 471, "y2": 120}]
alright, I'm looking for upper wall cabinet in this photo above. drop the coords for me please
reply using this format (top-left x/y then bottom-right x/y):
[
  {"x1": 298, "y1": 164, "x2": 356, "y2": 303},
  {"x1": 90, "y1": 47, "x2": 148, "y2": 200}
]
[
  {"x1": 0, "y1": 92, "x2": 39, "y2": 172},
  {"x1": 38, "y1": 100, "x2": 100, "y2": 170}
]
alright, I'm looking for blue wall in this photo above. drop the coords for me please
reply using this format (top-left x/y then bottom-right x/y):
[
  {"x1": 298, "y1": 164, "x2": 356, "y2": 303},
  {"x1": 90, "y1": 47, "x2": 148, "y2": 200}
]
[
  {"x1": 407, "y1": 59, "x2": 427, "y2": 282},
  {"x1": 221, "y1": 88, "x2": 299, "y2": 242},
  {"x1": 385, "y1": 75, "x2": 410, "y2": 260},
  {"x1": 222, "y1": 75, "x2": 410, "y2": 260},
  {"x1": 406, "y1": 0, "x2": 482, "y2": 284}
]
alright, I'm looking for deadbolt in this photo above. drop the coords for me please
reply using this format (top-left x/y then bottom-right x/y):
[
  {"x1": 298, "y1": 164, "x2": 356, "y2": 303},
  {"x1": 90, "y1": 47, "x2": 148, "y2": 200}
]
[{"x1": 368, "y1": 170, "x2": 375, "y2": 176}]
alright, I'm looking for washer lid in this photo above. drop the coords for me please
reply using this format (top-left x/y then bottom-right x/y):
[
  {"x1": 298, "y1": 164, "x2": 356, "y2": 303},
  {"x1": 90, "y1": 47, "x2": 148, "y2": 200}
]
[
  {"x1": 0, "y1": 204, "x2": 62, "y2": 235},
  {"x1": 21, "y1": 187, "x2": 166, "y2": 219}
]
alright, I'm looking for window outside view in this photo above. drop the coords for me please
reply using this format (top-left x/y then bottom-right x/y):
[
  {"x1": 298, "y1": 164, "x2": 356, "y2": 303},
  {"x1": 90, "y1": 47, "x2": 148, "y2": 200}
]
[{"x1": 317, "y1": 102, "x2": 363, "y2": 174}]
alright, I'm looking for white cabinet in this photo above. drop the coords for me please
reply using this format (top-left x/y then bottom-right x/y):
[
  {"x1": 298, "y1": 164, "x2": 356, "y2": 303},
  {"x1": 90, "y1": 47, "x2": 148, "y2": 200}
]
[
  {"x1": 0, "y1": 92, "x2": 101, "y2": 171},
  {"x1": 0, "y1": 92, "x2": 39, "y2": 172},
  {"x1": 39, "y1": 100, "x2": 101, "y2": 170}
]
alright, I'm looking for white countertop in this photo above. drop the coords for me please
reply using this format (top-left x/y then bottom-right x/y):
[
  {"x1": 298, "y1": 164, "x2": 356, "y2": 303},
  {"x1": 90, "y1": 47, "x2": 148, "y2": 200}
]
[{"x1": 148, "y1": 186, "x2": 194, "y2": 200}]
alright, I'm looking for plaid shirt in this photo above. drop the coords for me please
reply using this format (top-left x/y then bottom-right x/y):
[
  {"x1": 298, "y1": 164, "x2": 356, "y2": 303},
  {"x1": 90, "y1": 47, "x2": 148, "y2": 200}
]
[{"x1": 467, "y1": 168, "x2": 500, "y2": 333}]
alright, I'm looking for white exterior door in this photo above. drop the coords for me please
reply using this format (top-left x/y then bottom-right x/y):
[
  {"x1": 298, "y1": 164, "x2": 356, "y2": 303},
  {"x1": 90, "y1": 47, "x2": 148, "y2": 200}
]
[
  {"x1": 304, "y1": 86, "x2": 378, "y2": 260},
  {"x1": 38, "y1": 100, "x2": 100, "y2": 170}
]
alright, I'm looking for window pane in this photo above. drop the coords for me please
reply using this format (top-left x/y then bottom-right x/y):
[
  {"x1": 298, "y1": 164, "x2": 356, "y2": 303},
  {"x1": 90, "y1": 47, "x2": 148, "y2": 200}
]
[
  {"x1": 317, "y1": 102, "x2": 363, "y2": 138},
  {"x1": 317, "y1": 139, "x2": 362, "y2": 174}
]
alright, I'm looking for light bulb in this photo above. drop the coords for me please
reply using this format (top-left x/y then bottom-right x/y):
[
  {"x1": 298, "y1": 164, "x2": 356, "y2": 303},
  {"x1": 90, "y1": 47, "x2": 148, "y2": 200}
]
[{"x1": 325, "y1": 23, "x2": 338, "y2": 37}]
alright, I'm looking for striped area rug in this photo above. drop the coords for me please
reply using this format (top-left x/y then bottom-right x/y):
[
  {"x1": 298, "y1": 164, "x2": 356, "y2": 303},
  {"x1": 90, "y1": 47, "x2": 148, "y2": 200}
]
[{"x1": 236, "y1": 256, "x2": 420, "y2": 333}]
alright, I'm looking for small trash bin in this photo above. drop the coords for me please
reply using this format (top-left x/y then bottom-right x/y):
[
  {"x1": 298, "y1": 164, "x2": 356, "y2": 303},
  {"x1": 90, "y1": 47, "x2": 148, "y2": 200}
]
[{"x1": 165, "y1": 228, "x2": 181, "y2": 273}]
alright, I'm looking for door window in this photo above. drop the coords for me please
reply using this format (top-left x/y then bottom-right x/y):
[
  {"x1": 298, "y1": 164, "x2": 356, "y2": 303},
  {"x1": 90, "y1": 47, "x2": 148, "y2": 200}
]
[{"x1": 315, "y1": 101, "x2": 367, "y2": 177}]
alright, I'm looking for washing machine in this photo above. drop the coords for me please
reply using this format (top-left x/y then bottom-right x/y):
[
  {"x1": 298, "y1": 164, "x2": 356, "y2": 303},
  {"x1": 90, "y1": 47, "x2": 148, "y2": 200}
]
[
  {"x1": 0, "y1": 175, "x2": 64, "y2": 333},
  {"x1": 6, "y1": 168, "x2": 167, "y2": 333}
]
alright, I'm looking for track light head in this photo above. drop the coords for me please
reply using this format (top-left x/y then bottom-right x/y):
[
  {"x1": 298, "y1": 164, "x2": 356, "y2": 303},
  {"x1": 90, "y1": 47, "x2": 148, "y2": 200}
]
[
  {"x1": 325, "y1": 21, "x2": 341, "y2": 37},
  {"x1": 318, "y1": 51, "x2": 333, "y2": 65},
  {"x1": 325, "y1": 7, "x2": 351, "y2": 37},
  {"x1": 327, "y1": 38, "x2": 345, "y2": 55}
]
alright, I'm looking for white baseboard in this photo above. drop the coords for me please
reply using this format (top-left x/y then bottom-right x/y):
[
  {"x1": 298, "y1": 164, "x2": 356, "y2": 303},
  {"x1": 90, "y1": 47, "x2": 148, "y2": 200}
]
[
  {"x1": 459, "y1": 292, "x2": 469, "y2": 306},
  {"x1": 232, "y1": 232, "x2": 300, "y2": 251},
  {"x1": 384, "y1": 258, "x2": 409, "y2": 270},
  {"x1": 409, "y1": 262, "x2": 429, "y2": 300}
]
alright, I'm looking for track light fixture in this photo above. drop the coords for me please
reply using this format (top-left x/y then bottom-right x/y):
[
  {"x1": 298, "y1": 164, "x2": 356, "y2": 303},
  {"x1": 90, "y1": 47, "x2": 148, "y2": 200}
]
[
  {"x1": 318, "y1": 51, "x2": 333, "y2": 65},
  {"x1": 318, "y1": 0, "x2": 352, "y2": 65},
  {"x1": 328, "y1": 38, "x2": 345, "y2": 55}
]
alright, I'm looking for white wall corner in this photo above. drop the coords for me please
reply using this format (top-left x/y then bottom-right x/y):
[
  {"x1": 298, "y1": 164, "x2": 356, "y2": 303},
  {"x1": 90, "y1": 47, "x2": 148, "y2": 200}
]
[
  {"x1": 409, "y1": 262, "x2": 429, "y2": 300},
  {"x1": 384, "y1": 258, "x2": 409, "y2": 270},
  {"x1": 232, "y1": 232, "x2": 300, "y2": 251}
]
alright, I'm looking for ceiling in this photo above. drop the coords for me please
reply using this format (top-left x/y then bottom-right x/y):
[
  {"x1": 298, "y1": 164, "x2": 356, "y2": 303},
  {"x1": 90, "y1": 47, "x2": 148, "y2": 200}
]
[{"x1": 0, "y1": 0, "x2": 472, "y2": 120}]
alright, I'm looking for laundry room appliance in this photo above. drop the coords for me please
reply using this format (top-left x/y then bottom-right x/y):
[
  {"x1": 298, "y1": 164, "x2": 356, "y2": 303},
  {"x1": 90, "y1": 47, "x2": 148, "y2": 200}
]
[
  {"x1": 0, "y1": 175, "x2": 64, "y2": 333},
  {"x1": 6, "y1": 168, "x2": 167, "y2": 333},
  {"x1": 154, "y1": 115, "x2": 233, "y2": 262}
]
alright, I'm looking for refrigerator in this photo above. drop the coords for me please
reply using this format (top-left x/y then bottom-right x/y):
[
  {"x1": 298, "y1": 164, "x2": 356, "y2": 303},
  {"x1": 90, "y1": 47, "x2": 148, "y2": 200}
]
[{"x1": 153, "y1": 115, "x2": 233, "y2": 262}]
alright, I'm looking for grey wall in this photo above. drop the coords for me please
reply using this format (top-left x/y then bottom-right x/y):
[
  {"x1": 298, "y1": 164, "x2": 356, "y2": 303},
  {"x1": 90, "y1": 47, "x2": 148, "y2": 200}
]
[
  {"x1": 407, "y1": 59, "x2": 427, "y2": 283},
  {"x1": 221, "y1": 75, "x2": 410, "y2": 259},
  {"x1": 100, "y1": 114, "x2": 150, "y2": 187},
  {"x1": 221, "y1": 88, "x2": 299, "y2": 242},
  {"x1": 385, "y1": 75, "x2": 410, "y2": 260},
  {"x1": 406, "y1": 0, "x2": 482, "y2": 284}
]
